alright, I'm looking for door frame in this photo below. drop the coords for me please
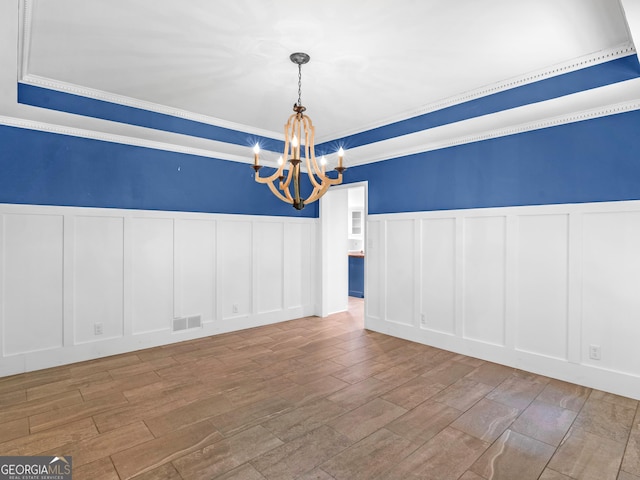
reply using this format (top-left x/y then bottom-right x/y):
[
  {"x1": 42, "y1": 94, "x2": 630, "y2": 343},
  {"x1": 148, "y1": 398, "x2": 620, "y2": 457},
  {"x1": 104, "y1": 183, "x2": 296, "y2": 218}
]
[{"x1": 319, "y1": 181, "x2": 368, "y2": 317}]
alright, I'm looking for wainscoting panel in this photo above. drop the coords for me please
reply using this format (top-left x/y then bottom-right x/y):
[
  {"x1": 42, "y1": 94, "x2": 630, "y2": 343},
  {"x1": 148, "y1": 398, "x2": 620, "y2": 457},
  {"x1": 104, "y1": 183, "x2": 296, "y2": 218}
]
[
  {"x1": 175, "y1": 218, "x2": 216, "y2": 323},
  {"x1": 74, "y1": 215, "x2": 124, "y2": 343},
  {"x1": 420, "y1": 217, "x2": 456, "y2": 335},
  {"x1": 365, "y1": 220, "x2": 382, "y2": 321},
  {"x1": 2, "y1": 213, "x2": 64, "y2": 356},
  {"x1": 366, "y1": 201, "x2": 640, "y2": 400},
  {"x1": 284, "y1": 222, "x2": 313, "y2": 310},
  {"x1": 132, "y1": 217, "x2": 174, "y2": 335},
  {"x1": 462, "y1": 216, "x2": 506, "y2": 346},
  {"x1": 515, "y1": 214, "x2": 569, "y2": 360},
  {"x1": 217, "y1": 220, "x2": 253, "y2": 321},
  {"x1": 0, "y1": 204, "x2": 317, "y2": 377},
  {"x1": 255, "y1": 221, "x2": 284, "y2": 315},
  {"x1": 581, "y1": 211, "x2": 640, "y2": 375},
  {"x1": 385, "y1": 219, "x2": 415, "y2": 327}
]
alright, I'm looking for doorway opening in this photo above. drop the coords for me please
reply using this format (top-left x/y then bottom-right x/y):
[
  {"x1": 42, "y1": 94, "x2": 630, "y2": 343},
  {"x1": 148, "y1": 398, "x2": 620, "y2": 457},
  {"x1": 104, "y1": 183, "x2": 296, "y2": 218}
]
[{"x1": 319, "y1": 181, "x2": 368, "y2": 318}]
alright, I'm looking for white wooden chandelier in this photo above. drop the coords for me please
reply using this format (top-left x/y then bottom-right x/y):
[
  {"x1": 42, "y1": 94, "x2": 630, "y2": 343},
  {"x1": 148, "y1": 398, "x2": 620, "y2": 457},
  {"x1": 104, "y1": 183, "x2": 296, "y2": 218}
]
[{"x1": 252, "y1": 53, "x2": 345, "y2": 210}]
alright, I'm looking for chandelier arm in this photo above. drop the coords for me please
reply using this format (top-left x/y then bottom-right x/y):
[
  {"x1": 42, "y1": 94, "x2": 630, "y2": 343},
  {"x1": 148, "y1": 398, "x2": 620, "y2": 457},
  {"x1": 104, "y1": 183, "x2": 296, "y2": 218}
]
[
  {"x1": 302, "y1": 118, "x2": 324, "y2": 189},
  {"x1": 307, "y1": 131, "x2": 326, "y2": 181},
  {"x1": 303, "y1": 185, "x2": 323, "y2": 205},
  {"x1": 305, "y1": 184, "x2": 331, "y2": 205},
  {"x1": 254, "y1": 154, "x2": 288, "y2": 185},
  {"x1": 255, "y1": 168, "x2": 285, "y2": 185},
  {"x1": 293, "y1": 116, "x2": 301, "y2": 161},
  {"x1": 283, "y1": 113, "x2": 295, "y2": 164},
  {"x1": 309, "y1": 155, "x2": 324, "y2": 181},
  {"x1": 301, "y1": 115, "x2": 322, "y2": 177},
  {"x1": 304, "y1": 147, "x2": 323, "y2": 190},
  {"x1": 265, "y1": 179, "x2": 293, "y2": 204},
  {"x1": 304, "y1": 157, "x2": 322, "y2": 189},
  {"x1": 305, "y1": 174, "x2": 343, "y2": 204},
  {"x1": 254, "y1": 153, "x2": 289, "y2": 183}
]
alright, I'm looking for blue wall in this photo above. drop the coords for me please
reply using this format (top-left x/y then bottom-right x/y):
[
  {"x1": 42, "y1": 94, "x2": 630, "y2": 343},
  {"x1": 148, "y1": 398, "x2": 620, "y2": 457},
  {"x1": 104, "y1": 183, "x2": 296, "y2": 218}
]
[
  {"x1": 18, "y1": 84, "x2": 286, "y2": 154},
  {"x1": 2, "y1": 108, "x2": 639, "y2": 217},
  {"x1": 0, "y1": 125, "x2": 317, "y2": 217},
  {"x1": 346, "y1": 109, "x2": 640, "y2": 215},
  {"x1": 7, "y1": 56, "x2": 640, "y2": 217}
]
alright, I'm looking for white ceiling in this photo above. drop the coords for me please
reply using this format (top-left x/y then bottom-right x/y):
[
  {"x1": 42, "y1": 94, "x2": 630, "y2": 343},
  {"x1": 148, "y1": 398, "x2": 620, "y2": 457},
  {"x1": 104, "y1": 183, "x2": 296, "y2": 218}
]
[{"x1": 20, "y1": 0, "x2": 637, "y2": 160}]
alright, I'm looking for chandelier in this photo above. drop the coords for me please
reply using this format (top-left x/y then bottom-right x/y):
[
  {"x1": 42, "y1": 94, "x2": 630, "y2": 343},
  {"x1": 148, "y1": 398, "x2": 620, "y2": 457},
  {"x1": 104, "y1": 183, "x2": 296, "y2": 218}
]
[{"x1": 252, "y1": 52, "x2": 345, "y2": 210}]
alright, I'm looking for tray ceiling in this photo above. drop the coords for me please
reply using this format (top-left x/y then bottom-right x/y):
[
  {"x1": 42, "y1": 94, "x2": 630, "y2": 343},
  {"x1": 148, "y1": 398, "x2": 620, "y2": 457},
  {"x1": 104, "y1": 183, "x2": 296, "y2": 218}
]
[{"x1": 21, "y1": 0, "x2": 634, "y2": 146}]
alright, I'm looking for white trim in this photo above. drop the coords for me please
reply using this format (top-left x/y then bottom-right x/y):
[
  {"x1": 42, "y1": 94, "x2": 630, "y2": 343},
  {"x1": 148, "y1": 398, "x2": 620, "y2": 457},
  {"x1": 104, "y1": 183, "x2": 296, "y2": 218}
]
[
  {"x1": 16, "y1": 0, "x2": 636, "y2": 153},
  {"x1": 17, "y1": 0, "x2": 281, "y2": 141},
  {"x1": 5, "y1": 91, "x2": 640, "y2": 169},
  {"x1": 17, "y1": 45, "x2": 636, "y2": 152},
  {"x1": 369, "y1": 199, "x2": 640, "y2": 221},
  {"x1": 344, "y1": 97, "x2": 640, "y2": 167},
  {"x1": 366, "y1": 199, "x2": 640, "y2": 400},
  {"x1": 329, "y1": 43, "x2": 637, "y2": 140},
  {"x1": 0, "y1": 114, "x2": 251, "y2": 163},
  {"x1": 0, "y1": 202, "x2": 317, "y2": 377},
  {"x1": 423, "y1": 99, "x2": 640, "y2": 153},
  {"x1": 19, "y1": 73, "x2": 283, "y2": 141}
]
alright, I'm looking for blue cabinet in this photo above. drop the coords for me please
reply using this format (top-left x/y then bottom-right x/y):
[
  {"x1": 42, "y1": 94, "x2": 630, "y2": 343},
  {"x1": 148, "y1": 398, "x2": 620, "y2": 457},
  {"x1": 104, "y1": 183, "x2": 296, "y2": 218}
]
[{"x1": 348, "y1": 255, "x2": 364, "y2": 298}]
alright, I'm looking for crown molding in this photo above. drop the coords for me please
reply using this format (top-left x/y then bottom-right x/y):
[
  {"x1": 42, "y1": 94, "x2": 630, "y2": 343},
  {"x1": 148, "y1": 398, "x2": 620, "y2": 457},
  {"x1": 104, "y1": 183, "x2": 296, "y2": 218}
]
[
  {"x1": 19, "y1": 74, "x2": 284, "y2": 142},
  {"x1": 19, "y1": 0, "x2": 635, "y2": 148},
  {"x1": 345, "y1": 98, "x2": 640, "y2": 167},
  {"x1": 4, "y1": 96, "x2": 640, "y2": 170},
  {"x1": 428, "y1": 99, "x2": 640, "y2": 152},
  {"x1": 14, "y1": 0, "x2": 639, "y2": 167},
  {"x1": 328, "y1": 43, "x2": 638, "y2": 141},
  {"x1": 0, "y1": 114, "x2": 252, "y2": 164}
]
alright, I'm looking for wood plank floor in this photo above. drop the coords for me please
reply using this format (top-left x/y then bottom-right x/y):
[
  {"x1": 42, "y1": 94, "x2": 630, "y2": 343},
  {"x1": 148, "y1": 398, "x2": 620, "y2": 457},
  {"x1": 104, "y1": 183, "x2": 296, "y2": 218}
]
[{"x1": 0, "y1": 298, "x2": 638, "y2": 480}]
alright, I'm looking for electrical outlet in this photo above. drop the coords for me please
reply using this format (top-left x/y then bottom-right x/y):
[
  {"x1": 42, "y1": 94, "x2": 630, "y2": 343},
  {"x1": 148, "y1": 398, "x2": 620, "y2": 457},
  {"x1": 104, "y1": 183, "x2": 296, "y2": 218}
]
[
  {"x1": 232, "y1": 304, "x2": 239, "y2": 314},
  {"x1": 94, "y1": 322, "x2": 103, "y2": 336},
  {"x1": 420, "y1": 314, "x2": 427, "y2": 327},
  {"x1": 589, "y1": 344, "x2": 601, "y2": 360}
]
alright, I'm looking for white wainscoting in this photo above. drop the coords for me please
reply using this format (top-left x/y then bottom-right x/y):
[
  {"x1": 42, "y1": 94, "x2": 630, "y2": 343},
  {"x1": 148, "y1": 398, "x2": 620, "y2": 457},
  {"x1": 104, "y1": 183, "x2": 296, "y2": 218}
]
[
  {"x1": 0, "y1": 204, "x2": 317, "y2": 377},
  {"x1": 366, "y1": 200, "x2": 640, "y2": 400}
]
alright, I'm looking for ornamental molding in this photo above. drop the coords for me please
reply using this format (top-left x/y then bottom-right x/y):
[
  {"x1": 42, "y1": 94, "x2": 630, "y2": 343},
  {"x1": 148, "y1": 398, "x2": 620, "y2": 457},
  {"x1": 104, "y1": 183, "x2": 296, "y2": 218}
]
[
  {"x1": 4, "y1": 98, "x2": 640, "y2": 167},
  {"x1": 333, "y1": 43, "x2": 637, "y2": 140},
  {"x1": 0, "y1": 114, "x2": 249, "y2": 164},
  {"x1": 345, "y1": 98, "x2": 640, "y2": 167},
  {"x1": 18, "y1": 0, "x2": 635, "y2": 146},
  {"x1": 19, "y1": 74, "x2": 283, "y2": 141}
]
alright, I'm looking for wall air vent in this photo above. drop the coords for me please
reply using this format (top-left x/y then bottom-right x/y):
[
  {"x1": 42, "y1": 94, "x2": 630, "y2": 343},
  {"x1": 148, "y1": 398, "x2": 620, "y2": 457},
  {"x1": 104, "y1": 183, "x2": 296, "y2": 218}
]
[
  {"x1": 173, "y1": 315, "x2": 202, "y2": 332},
  {"x1": 187, "y1": 315, "x2": 202, "y2": 329}
]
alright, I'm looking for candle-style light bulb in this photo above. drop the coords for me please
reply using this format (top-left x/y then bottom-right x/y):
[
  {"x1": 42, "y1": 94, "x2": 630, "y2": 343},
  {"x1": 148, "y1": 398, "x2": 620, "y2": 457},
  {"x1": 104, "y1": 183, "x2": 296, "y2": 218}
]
[
  {"x1": 277, "y1": 155, "x2": 285, "y2": 185},
  {"x1": 338, "y1": 147, "x2": 344, "y2": 169},
  {"x1": 253, "y1": 144, "x2": 260, "y2": 167},
  {"x1": 320, "y1": 156, "x2": 327, "y2": 174},
  {"x1": 291, "y1": 135, "x2": 298, "y2": 148}
]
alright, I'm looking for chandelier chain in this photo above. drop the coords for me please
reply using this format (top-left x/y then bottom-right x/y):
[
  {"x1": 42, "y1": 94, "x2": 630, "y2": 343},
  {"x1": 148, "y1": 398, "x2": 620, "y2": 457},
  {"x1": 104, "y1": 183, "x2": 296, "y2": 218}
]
[{"x1": 297, "y1": 63, "x2": 302, "y2": 107}]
